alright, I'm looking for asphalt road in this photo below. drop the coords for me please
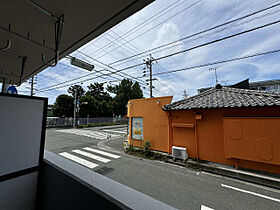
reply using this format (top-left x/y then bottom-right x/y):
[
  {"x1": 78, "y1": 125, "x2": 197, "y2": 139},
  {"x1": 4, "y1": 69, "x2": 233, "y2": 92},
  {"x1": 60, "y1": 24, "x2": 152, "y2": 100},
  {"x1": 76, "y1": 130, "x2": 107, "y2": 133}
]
[{"x1": 45, "y1": 126, "x2": 280, "y2": 210}]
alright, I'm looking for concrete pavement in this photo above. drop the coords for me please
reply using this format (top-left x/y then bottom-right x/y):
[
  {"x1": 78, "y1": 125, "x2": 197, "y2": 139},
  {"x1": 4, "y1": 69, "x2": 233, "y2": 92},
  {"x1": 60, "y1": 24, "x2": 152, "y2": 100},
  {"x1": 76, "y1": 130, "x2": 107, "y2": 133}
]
[{"x1": 45, "y1": 126, "x2": 280, "y2": 210}]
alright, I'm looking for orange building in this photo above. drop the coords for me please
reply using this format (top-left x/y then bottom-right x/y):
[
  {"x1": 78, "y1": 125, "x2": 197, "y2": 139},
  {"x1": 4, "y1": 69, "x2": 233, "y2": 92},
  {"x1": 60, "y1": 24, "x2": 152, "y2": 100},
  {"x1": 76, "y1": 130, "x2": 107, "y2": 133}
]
[
  {"x1": 127, "y1": 96, "x2": 172, "y2": 153},
  {"x1": 127, "y1": 86, "x2": 280, "y2": 175}
]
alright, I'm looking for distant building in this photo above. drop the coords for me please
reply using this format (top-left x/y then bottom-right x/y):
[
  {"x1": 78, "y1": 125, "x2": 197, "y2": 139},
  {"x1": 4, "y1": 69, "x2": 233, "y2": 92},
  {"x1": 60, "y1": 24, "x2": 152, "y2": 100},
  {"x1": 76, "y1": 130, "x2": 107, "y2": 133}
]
[
  {"x1": 249, "y1": 79, "x2": 280, "y2": 93},
  {"x1": 198, "y1": 79, "x2": 280, "y2": 94}
]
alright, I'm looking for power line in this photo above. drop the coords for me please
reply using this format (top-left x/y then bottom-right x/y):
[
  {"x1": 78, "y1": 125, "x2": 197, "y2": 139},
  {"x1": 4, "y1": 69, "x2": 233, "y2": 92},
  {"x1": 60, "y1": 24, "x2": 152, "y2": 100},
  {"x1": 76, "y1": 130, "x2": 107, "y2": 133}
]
[
  {"x1": 95, "y1": 0, "x2": 203, "y2": 60},
  {"x1": 151, "y1": 48, "x2": 280, "y2": 76},
  {"x1": 107, "y1": 1, "x2": 280, "y2": 66},
  {"x1": 37, "y1": 17, "x2": 280, "y2": 93},
  {"x1": 76, "y1": 51, "x2": 151, "y2": 89},
  {"x1": 151, "y1": 18, "x2": 280, "y2": 62},
  {"x1": 37, "y1": 48, "x2": 280, "y2": 93},
  {"x1": 37, "y1": 3, "x2": 280, "y2": 92},
  {"x1": 89, "y1": 0, "x2": 187, "y2": 57}
]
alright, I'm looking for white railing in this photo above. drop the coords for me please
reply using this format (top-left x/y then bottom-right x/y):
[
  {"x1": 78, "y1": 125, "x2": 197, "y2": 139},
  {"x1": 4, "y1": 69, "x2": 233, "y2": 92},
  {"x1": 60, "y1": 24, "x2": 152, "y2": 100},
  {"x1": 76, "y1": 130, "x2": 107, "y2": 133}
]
[{"x1": 46, "y1": 117, "x2": 127, "y2": 127}]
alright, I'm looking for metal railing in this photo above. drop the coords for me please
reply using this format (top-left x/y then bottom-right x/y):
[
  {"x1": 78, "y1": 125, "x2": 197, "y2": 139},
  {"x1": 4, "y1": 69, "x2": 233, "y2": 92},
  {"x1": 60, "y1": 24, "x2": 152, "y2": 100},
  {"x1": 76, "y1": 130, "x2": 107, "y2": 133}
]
[{"x1": 46, "y1": 117, "x2": 127, "y2": 127}]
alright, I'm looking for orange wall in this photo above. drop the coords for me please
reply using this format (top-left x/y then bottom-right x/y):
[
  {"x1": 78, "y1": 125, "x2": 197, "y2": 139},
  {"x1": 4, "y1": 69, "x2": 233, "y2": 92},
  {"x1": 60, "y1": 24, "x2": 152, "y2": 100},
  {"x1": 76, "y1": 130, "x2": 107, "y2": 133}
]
[
  {"x1": 127, "y1": 97, "x2": 280, "y2": 174},
  {"x1": 169, "y1": 107, "x2": 280, "y2": 174},
  {"x1": 127, "y1": 96, "x2": 172, "y2": 153},
  {"x1": 224, "y1": 118, "x2": 280, "y2": 165}
]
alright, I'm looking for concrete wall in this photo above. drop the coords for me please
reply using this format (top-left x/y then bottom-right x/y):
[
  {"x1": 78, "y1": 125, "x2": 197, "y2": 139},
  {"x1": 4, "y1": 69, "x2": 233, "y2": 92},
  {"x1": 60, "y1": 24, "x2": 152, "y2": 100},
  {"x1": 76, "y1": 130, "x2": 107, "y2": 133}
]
[
  {"x1": 42, "y1": 164, "x2": 121, "y2": 210},
  {"x1": 127, "y1": 96, "x2": 173, "y2": 153},
  {"x1": 42, "y1": 150, "x2": 176, "y2": 210},
  {"x1": 169, "y1": 107, "x2": 280, "y2": 175}
]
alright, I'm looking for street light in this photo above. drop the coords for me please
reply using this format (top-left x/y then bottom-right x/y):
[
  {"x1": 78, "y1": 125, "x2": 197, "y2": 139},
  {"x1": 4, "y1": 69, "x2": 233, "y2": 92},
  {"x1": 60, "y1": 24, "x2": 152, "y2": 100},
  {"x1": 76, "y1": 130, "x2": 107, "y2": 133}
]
[
  {"x1": 67, "y1": 56, "x2": 95, "y2": 71},
  {"x1": 73, "y1": 83, "x2": 84, "y2": 127}
]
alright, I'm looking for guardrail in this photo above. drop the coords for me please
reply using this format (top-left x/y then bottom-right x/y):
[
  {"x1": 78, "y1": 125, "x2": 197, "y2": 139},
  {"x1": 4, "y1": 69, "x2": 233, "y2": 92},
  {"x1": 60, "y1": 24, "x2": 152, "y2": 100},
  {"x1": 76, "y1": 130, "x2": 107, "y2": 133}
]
[{"x1": 47, "y1": 117, "x2": 127, "y2": 127}]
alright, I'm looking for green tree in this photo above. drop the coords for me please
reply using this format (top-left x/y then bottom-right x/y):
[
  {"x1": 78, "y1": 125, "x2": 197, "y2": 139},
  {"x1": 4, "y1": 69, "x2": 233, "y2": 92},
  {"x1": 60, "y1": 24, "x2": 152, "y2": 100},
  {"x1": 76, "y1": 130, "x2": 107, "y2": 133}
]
[
  {"x1": 79, "y1": 83, "x2": 113, "y2": 117},
  {"x1": 87, "y1": 82, "x2": 111, "y2": 102},
  {"x1": 107, "y1": 79, "x2": 143, "y2": 116},
  {"x1": 68, "y1": 85, "x2": 85, "y2": 99},
  {"x1": 52, "y1": 94, "x2": 74, "y2": 117}
]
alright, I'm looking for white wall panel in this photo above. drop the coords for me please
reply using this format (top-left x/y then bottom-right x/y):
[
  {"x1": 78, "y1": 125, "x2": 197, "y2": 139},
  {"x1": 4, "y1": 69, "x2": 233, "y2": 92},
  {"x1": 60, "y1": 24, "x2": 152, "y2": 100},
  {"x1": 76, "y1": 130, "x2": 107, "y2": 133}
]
[{"x1": 0, "y1": 96, "x2": 44, "y2": 175}]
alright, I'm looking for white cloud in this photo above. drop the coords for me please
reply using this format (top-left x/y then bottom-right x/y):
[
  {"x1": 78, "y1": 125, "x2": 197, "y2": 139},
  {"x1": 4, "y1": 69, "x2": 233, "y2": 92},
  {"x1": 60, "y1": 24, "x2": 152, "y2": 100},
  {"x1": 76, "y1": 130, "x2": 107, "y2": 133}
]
[{"x1": 21, "y1": 0, "x2": 280, "y2": 104}]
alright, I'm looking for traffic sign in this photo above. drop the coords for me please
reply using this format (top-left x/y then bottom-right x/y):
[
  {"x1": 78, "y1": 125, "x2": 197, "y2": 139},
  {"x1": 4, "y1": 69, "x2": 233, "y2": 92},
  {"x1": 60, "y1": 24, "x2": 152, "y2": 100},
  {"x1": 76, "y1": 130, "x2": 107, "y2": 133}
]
[{"x1": 7, "y1": 85, "x2": 18, "y2": 94}]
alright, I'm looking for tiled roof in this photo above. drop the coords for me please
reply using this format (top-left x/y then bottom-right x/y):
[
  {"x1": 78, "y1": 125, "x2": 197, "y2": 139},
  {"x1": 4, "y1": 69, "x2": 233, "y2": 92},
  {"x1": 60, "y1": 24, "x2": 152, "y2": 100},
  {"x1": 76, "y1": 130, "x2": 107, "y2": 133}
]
[{"x1": 164, "y1": 86, "x2": 280, "y2": 111}]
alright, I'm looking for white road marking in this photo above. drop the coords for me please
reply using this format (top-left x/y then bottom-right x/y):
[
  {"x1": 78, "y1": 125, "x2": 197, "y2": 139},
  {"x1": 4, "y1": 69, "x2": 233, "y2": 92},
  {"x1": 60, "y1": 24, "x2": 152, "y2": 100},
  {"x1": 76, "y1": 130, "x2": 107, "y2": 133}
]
[
  {"x1": 221, "y1": 184, "x2": 280, "y2": 203},
  {"x1": 72, "y1": 149, "x2": 111, "y2": 163},
  {"x1": 102, "y1": 129, "x2": 127, "y2": 134},
  {"x1": 83, "y1": 147, "x2": 121, "y2": 159},
  {"x1": 201, "y1": 205, "x2": 214, "y2": 210},
  {"x1": 59, "y1": 152, "x2": 98, "y2": 168},
  {"x1": 55, "y1": 129, "x2": 120, "y2": 139}
]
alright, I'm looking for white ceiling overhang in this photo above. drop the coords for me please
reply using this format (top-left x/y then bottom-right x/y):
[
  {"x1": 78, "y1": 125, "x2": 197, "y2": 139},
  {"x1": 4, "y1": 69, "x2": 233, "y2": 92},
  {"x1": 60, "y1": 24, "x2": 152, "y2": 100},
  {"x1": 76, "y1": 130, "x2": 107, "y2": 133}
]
[{"x1": 0, "y1": 0, "x2": 154, "y2": 85}]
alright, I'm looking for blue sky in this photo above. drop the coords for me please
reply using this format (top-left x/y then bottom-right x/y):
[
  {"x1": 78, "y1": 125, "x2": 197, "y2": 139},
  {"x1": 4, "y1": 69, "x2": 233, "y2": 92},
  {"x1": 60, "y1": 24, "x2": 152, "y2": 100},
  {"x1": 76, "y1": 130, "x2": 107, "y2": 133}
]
[{"x1": 18, "y1": 0, "x2": 280, "y2": 104}]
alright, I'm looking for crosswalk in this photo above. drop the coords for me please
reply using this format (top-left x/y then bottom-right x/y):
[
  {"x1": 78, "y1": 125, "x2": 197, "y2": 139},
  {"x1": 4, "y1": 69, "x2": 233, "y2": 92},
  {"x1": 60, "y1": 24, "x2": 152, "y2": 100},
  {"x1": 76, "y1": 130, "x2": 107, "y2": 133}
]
[
  {"x1": 59, "y1": 147, "x2": 121, "y2": 169},
  {"x1": 55, "y1": 129, "x2": 121, "y2": 139},
  {"x1": 101, "y1": 129, "x2": 127, "y2": 134}
]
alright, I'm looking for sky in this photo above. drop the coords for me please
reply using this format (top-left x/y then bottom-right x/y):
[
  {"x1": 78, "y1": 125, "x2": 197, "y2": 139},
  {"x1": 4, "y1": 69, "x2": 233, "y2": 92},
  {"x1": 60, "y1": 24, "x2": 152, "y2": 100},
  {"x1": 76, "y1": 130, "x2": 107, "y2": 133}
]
[{"x1": 17, "y1": 0, "x2": 280, "y2": 104}]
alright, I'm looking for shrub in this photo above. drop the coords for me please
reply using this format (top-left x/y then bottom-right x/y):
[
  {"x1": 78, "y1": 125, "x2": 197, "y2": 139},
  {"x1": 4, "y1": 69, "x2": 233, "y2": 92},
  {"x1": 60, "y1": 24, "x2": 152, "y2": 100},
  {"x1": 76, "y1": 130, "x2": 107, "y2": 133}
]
[
  {"x1": 127, "y1": 144, "x2": 135, "y2": 152},
  {"x1": 144, "y1": 140, "x2": 151, "y2": 155}
]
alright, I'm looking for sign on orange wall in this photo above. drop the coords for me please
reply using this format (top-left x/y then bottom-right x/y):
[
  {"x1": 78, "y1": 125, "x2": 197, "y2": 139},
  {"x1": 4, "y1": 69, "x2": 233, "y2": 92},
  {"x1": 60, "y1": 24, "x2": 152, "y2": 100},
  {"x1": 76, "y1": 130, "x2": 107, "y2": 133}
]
[{"x1": 132, "y1": 117, "x2": 143, "y2": 140}]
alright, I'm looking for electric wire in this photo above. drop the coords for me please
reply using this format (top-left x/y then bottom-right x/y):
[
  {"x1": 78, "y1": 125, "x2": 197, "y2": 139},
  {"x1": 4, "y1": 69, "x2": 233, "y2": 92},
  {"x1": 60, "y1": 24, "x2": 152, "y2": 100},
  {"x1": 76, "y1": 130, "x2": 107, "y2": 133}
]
[
  {"x1": 89, "y1": 0, "x2": 187, "y2": 57},
  {"x1": 36, "y1": 48, "x2": 280, "y2": 93},
  {"x1": 106, "y1": 1, "x2": 280, "y2": 66},
  {"x1": 95, "y1": 0, "x2": 203, "y2": 60}
]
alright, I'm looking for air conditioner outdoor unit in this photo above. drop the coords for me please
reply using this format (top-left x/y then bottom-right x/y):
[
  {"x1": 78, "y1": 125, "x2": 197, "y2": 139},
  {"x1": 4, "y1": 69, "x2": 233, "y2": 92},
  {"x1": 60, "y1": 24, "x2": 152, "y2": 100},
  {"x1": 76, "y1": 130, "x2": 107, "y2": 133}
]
[{"x1": 172, "y1": 146, "x2": 188, "y2": 162}]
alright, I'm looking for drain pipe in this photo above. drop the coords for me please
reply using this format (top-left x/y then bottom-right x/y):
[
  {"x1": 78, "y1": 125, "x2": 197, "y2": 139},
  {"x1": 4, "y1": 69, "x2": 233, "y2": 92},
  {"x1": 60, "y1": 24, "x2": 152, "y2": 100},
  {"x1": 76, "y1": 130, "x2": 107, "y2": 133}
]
[
  {"x1": 194, "y1": 119, "x2": 199, "y2": 161},
  {"x1": 194, "y1": 111, "x2": 202, "y2": 161},
  {"x1": 167, "y1": 112, "x2": 172, "y2": 154}
]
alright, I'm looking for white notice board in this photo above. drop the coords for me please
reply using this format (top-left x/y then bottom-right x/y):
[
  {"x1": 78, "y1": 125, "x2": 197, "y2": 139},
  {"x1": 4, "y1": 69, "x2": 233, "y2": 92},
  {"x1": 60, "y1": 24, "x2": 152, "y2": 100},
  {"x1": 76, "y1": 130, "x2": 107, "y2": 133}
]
[
  {"x1": 131, "y1": 117, "x2": 143, "y2": 140},
  {"x1": 0, "y1": 95, "x2": 46, "y2": 176}
]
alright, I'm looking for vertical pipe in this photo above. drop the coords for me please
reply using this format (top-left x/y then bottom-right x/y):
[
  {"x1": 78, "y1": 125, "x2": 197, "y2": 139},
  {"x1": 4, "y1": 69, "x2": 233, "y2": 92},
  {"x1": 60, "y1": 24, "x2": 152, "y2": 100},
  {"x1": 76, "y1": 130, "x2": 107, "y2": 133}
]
[
  {"x1": 167, "y1": 112, "x2": 171, "y2": 154},
  {"x1": 194, "y1": 119, "x2": 199, "y2": 161},
  {"x1": 234, "y1": 159, "x2": 239, "y2": 170},
  {"x1": 168, "y1": 112, "x2": 174, "y2": 154}
]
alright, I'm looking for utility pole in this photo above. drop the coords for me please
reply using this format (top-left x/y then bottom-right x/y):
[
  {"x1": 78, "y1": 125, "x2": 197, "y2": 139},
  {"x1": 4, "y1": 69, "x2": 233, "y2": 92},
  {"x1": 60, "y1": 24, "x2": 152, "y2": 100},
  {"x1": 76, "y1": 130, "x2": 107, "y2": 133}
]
[
  {"x1": 30, "y1": 76, "x2": 34, "y2": 96},
  {"x1": 29, "y1": 75, "x2": 37, "y2": 96},
  {"x1": 73, "y1": 85, "x2": 77, "y2": 127},
  {"x1": 144, "y1": 54, "x2": 157, "y2": 98}
]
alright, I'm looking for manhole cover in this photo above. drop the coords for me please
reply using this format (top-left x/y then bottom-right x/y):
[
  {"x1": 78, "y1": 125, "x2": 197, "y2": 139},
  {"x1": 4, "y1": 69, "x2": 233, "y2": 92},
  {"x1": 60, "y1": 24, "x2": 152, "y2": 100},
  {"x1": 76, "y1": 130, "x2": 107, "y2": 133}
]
[{"x1": 95, "y1": 167, "x2": 114, "y2": 175}]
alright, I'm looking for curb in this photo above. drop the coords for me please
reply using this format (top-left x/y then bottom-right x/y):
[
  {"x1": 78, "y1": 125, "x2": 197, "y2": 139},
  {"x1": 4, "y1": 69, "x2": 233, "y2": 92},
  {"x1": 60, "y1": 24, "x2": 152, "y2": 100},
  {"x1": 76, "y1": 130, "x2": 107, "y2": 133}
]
[{"x1": 165, "y1": 158, "x2": 280, "y2": 190}]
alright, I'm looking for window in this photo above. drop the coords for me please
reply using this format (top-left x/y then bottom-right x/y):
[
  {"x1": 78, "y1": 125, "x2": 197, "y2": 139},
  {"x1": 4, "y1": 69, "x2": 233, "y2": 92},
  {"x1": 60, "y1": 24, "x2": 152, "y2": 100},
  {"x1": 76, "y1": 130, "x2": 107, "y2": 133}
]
[{"x1": 131, "y1": 117, "x2": 143, "y2": 140}]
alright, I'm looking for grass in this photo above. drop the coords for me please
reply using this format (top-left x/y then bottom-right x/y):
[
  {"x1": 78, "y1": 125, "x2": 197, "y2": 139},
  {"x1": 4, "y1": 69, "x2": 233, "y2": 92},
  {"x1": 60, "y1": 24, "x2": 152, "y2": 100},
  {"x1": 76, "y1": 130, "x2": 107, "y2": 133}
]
[
  {"x1": 125, "y1": 143, "x2": 167, "y2": 161},
  {"x1": 125, "y1": 143, "x2": 201, "y2": 172},
  {"x1": 126, "y1": 149, "x2": 168, "y2": 161}
]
